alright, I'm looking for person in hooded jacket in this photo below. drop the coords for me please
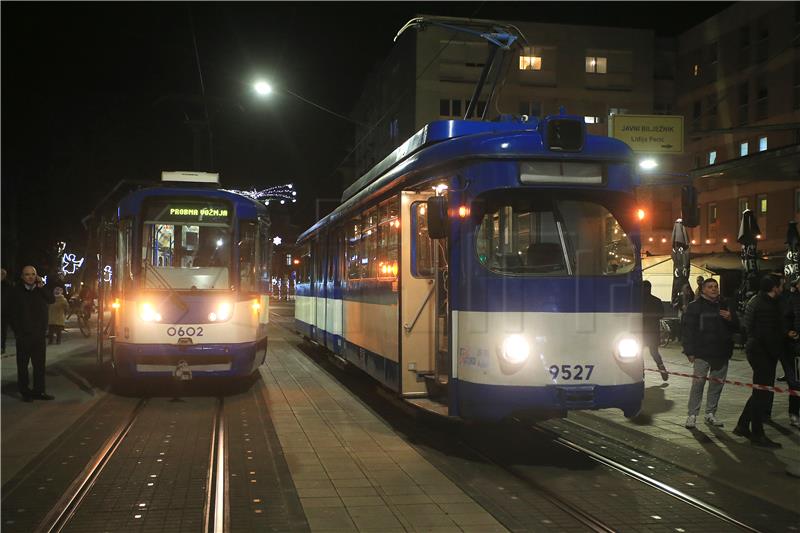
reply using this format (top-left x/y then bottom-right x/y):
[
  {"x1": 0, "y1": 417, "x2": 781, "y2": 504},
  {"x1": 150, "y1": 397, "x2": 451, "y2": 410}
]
[
  {"x1": 682, "y1": 278, "x2": 739, "y2": 429},
  {"x1": 642, "y1": 281, "x2": 669, "y2": 381},
  {"x1": 48, "y1": 286, "x2": 69, "y2": 345},
  {"x1": 733, "y1": 275, "x2": 786, "y2": 447}
]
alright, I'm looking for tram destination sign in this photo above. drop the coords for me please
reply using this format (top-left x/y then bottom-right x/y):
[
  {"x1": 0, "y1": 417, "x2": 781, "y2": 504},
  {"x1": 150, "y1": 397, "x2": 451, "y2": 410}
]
[
  {"x1": 608, "y1": 114, "x2": 684, "y2": 154},
  {"x1": 144, "y1": 200, "x2": 231, "y2": 224}
]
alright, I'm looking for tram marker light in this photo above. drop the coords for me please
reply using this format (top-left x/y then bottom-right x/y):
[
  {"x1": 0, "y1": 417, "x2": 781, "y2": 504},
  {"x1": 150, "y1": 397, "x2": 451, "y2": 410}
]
[{"x1": 457, "y1": 205, "x2": 469, "y2": 218}]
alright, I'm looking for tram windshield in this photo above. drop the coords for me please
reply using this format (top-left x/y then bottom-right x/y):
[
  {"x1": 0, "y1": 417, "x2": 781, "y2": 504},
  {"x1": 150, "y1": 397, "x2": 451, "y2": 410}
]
[
  {"x1": 140, "y1": 199, "x2": 233, "y2": 290},
  {"x1": 475, "y1": 192, "x2": 636, "y2": 276}
]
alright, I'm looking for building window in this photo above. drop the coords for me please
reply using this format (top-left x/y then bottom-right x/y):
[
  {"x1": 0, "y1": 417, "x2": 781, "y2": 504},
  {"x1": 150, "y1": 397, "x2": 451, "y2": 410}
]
[
  {"x1": 692, "y1": 64, "x2": 700, "y2": 77},
  {"x1": 389, "y1": 118, "x2": 399, "y2": 141},
  {"x1": 708, "y1": 150, "x2": 717, "y2": 165},
  {"x1": 706, "y1": 94, "x2": 718, "y2": 129},
  {"x1": 738, "y1": 197, "x2": 750, "y2": 214},
  {"x1": 738, "y1": 82, "x2": 749, "y2": 125},
  {"x1": 740, "y1": 141, "x2": 749, "y2": 157},
  {"x1": 708, "y1": 203, "x2": 718, "y2": 225},
  {"x1": 451, "y1": 99, "x2": 462, "y2": 118},
  {"x1": 439, "y1": 99, "x2": 450, "y2": 117},
  {"x1": 585, "y1": 56, "x2": 607, "y2": 74},
  {"x1": 519, "y1": 101, "x2": 542, "y2": 117},
  {"x1": 795, "y1": 188, "x2": 800, "y2": 213},
  {"x1": 756, "y1": 79, "x2": 768, "y2": 120},
  {"x1": 692, "y1": 100, "x2": 702, "y2": 131},
  {"x1": 654, "y1": 102, "x2": 672, "y2": 115},
  {"x1": 794, "y1": 61, "x2": 800, "y2": 110},
  {"x1": 584, "y1": 116, "x2": 601, "y2": 124},
  {"x1": 519, "y1": 47, "x2": 542, "y2": 70},
  {"x1": 476, "y1": 100, "x2": 486, "y2": 118},
  {"x1": 608, "y1": 107, "x2": 628, "y2": 116},
  {"x1": 757, "y1": 194, "x2": 767, "y2": 214},
  {"x1": 759, "y1": 136, "x2": 768, "y2": 151},
  {"x1": 757, "y1": 16, "x2": 769, "y2": 63}
]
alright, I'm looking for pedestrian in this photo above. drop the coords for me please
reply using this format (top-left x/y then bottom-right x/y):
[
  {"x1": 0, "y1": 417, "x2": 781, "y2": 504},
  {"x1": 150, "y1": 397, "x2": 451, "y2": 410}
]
[
  {"x1": 1, "y1": 268, "x2": 11, "y2": 355},
  {"x1": 682, "y1": 278, "x2": 739, "y2": 428},
  {"x1": 733, "y1": 275, "x2": 785, "y2": 447},
  {"x1": 642, "y1": 280, "x2": 669, "y2": 381},
  {"x1": 777, "y1": 274, "x2": 800, "y2": 428},
  {"x1": 48, "y1": 286, "x2": 69, "y2": 345},
  {"x1": 8, "y1": 266, "x2": 55, "y2": 402},
  {"x1": 694, "y1": 275, "x2": 705, "y2": 301}
]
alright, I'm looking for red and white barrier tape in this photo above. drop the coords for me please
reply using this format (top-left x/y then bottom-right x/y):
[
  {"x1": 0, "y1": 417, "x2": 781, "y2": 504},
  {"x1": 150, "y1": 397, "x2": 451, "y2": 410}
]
[{"x1": 645, "y1": 368, "x2": 800, "y2": 397}]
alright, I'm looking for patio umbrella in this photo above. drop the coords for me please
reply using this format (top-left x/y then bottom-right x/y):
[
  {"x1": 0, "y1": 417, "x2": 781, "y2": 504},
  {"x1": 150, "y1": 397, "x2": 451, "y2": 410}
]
[
  {"x1": 737, "y1": 208, "x2": 761, "y2": 309},
  {"x1": 785, "y1": 220, "x2": 800, "y2": 283},
  {"x1": 670, "y1": 218, "x2": 691, "y2": 311}
]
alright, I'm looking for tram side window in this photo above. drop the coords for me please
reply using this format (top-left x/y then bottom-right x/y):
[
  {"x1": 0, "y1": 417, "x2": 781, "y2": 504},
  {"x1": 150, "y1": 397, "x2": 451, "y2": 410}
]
[
  {"x1": 347, "y1": 217, "x2": 362, "y2": 279},
  {"x1": 413, "y1": 202, "x2": 434, "y2": 277},
  {"x1": 239, "y1": 221, "x2": 257, "y2": 292},
  {"x1": 117, "y1": 218, "x2": 133, "y2": 291},
  {"x1": 258, "y1": 220, "x2": 270, "y2": 293},
  {"x1": 362, "y1": 208, "x2": 378, "y2": 278},
  {"x1": 377, "y1": 196, "x2": 400, "y2": 278}
]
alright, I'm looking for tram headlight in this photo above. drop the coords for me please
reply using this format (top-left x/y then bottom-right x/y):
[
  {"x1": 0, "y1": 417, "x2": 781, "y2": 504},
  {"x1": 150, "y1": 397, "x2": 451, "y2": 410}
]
[
  {"x1": 139, "y1": 302, "x2": 161, "y2": 322},
  {"x1": 209, "y1": 302, "x2": 232, "y2": 322},
  {"x1": 615, "y1": 336, "x2": 641, "y2": 361},
  {"x1": 501, "y1": 335, "x2": 530, "y2": 364}
]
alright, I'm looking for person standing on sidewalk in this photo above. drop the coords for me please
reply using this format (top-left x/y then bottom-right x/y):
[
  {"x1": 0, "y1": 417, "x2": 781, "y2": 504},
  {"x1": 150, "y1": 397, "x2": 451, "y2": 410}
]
[
  {"x1": 8, "y1": 266, "x2": 55, "y2": 402},
  {"x1": 682, "y1": 278, "x2": 739, "y2": 429},
  {"x1": 48, "y1": 286, "x2": 69, "y2": 345},
  {"x1": 783, "y1": 275, "x2": 800, "y2": 428},
  {"x1": 733, "y1": 275, "x2": 785, "y2": 447},
  {"x1": 642, "y1": 281, "x2": 669, "y2": 381}
]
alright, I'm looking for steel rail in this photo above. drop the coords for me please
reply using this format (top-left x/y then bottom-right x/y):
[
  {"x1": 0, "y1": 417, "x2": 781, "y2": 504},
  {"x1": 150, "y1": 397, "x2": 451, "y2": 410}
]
[
  {"x1": 532, "y1": 420, "x2": 761, "y2": 533},
  {"x1": 456, "y1": 434, "x2": 616, "y2": 532},
  {"x1": 203, "y1": 398, "x2": 227, "y2": 533},
  {"x1": 35, "y1": 398, "x2": 147, "y2": 533}
]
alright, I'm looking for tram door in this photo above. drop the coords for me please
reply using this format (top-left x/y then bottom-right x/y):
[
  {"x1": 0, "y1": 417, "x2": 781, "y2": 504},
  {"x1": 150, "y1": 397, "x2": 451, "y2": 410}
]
[
  {"x1": 400, "y1": 191, "x2": 442, "y2": 398},
  {"x1": 313, "y1": 236, "x2": 327, "y2": 346}
]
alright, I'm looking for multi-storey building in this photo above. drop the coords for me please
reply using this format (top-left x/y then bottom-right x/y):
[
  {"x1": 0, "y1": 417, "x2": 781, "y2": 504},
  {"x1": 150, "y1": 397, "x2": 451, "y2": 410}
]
[{"x1": 349, "y1": 5, "x2": 800, "y2": 264}]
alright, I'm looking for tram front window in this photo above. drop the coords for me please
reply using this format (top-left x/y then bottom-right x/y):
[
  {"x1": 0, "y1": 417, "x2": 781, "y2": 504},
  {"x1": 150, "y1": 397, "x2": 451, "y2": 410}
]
[
  {"x1": 140, "y1": 200, "x2": 233, "y2": 289},
  {"x1": 476, "y1": 192, "x2": 636, "y2": 276}
]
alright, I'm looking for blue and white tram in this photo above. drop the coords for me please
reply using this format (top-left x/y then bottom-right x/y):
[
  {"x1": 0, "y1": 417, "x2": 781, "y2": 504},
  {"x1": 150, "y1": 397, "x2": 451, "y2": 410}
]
[
  {"x1": 111, "y1": 171, "x2": 270, "y2": 380},
  {"x1": 295, "y1": 115, "x2": 648, "y2": 420}
]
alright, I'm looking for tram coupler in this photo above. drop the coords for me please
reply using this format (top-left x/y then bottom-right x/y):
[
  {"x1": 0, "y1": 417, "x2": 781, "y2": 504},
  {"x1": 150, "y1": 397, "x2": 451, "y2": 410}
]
[{"x1": 174, "y1": 360, "x2": 193, "y2": 381}]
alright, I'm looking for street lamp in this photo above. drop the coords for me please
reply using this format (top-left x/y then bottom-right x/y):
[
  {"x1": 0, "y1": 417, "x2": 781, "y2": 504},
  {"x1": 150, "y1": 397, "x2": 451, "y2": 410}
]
[
  {"x1": 639, "y1": 158, "x2": 658, "y2": 171},
  {"x1": 254, "y1": 80, "x2": 273, "y2": 96}
]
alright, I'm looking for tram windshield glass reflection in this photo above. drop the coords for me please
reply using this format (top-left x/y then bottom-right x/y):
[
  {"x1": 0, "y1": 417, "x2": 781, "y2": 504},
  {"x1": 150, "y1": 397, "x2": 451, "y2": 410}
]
[
  {"x1": 476, "y1": 192, "x2": 636, "y2": 276},
  {"x1": 139, "y1": 199, "x2": 233, "y2": 289}
]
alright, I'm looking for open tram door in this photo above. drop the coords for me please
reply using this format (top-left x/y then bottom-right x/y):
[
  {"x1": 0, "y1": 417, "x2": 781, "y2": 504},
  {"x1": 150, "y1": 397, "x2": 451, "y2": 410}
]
[{"x1": 400, "y1": 191, "x2": 450, "y2": 412}]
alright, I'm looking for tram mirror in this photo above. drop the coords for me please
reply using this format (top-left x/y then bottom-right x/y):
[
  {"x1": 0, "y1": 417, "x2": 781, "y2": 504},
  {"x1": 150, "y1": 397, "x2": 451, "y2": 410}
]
[
  {"x1": 681, "y1": 185, "x2": 699, "y2": 228},
  {"x1": 427, "y1": 196, "x2": 448, "y2": 239}
]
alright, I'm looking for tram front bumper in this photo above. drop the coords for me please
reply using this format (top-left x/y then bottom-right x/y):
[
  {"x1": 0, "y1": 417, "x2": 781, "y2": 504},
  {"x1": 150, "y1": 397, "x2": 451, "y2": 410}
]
[{"x1": 113, "y1": 340, "x2": 266, "y2": 378}]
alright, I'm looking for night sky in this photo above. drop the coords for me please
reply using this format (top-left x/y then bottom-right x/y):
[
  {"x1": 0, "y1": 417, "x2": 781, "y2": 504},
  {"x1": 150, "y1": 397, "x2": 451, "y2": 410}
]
[{"x1": 1, "y1": 2, "x2": 732, "y2": 273}]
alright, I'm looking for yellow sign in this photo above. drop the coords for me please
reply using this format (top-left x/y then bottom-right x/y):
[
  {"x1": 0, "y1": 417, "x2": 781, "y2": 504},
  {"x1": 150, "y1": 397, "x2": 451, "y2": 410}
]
[
  {"x1": 609, "y1": 114, "x2": 684, "y2": 154},
  {"x1": 169, "y1": 207, "x2": 228, "y2": 217}
]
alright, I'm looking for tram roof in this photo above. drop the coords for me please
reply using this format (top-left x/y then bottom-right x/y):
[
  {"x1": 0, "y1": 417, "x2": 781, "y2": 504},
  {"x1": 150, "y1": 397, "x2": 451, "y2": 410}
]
[
  {"x1": 298, "y1": 115, "x2": 634, "y2": 244},
  {"x1": 118, "y1": 185, "x2": 267, "y2": 220}
]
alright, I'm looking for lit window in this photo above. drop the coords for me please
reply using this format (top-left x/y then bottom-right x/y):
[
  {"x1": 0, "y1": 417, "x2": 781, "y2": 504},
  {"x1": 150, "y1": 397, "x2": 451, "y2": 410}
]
[
  {"x1": 585, "y1": 56, "x2": 607, "y2": 74},
  {"x1": 795, "y1": 188, "x2": 800, "y2": 213},
  {"x1": 708, "y1": 151, "x2": 717, "y2": 165},
  {"x1": 584, "y1": 116, "x2": 600, "y2": 124},
  {"x1": 693, "y1": 64, "x2": 700, "y2": 76},
  {"x1": 708, "y1": 203, "x2": 718, "y2": 224},
  {"x1": 759, "y1": 136, "x2": 767, "y2": 151},
  {"x1": 758, "y1": 195, "x2": 767, "y2": 214},
  {"x1": 740, "y1": 142, "x2": 749, "y2": 157},
  {"x1": 519, "y1": 47, "x2": 542, "y2": 70}
]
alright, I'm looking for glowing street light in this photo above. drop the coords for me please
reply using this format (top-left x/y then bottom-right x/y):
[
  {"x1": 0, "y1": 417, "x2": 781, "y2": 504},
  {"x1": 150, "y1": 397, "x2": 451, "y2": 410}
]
[
  {"x1": 254, "y1": 80, "x2": 273, "y2": 96},
  {"x1": 639, "y1": 158, "x2": 658, "y2": 171}
]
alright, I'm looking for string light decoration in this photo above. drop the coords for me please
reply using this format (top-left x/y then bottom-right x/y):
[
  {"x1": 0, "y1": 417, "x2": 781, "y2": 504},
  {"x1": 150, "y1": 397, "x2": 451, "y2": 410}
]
[
  {"x1": 103, "y1": 265, "x2": 113, "y2": 283},
  {"x1": 61, "y1": 252, "x2": 85, "y2": 275},
  {"x1": 223, "y1": 184, "x2": 298, "y2": 206}
]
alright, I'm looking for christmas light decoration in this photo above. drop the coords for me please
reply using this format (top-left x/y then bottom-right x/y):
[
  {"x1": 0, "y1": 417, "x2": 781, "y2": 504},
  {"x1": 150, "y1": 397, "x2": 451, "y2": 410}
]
[
  {"x1": 61, "y1": 253, "x2": 85, "y2": 275},
  {"x1": 103, "y1": 265, "x2": 113, "y2": 283},
  {"x1": 223, "y1": 184, "x2": 297, "y2": 207}
]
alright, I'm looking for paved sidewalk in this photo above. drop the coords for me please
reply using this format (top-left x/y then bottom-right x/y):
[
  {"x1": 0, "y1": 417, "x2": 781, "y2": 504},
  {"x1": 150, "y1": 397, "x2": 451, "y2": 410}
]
[
  {"x1": 1, "y1": 321, "x2": 106, "y2": 486},
  {"x1": 576, "y1": 343, "x2": 800, "y2": 511}
]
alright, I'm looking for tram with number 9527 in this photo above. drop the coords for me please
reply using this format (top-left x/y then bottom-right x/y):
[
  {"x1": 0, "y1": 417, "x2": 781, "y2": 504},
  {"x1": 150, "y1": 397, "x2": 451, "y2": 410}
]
[
  {"x1": 109, "y1": 171, "x2": 271, "y2": 383},
  {"x1": 293, "y1": 114, "x2": 697, "y2": 421}
]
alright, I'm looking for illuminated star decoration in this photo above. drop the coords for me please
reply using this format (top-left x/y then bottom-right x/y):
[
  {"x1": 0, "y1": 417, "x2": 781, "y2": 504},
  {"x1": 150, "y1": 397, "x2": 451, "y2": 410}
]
[
  {"x1": 61, "y1": 253, "x2": 85, "y2": 275},
  {"x1": 273, "y1": 236, "x2": 282, "y2": 246},
  {"x1": 223, "y1": 184, "x2": 297, "y2": 206},
  {"x1": 103, "y1": 265, "x2": 113, "y2": 283}
]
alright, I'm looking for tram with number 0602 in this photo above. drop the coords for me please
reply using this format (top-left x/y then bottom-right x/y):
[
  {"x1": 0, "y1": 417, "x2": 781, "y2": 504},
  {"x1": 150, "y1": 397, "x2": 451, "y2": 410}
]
[
  {"x1": 110, "y1": 171, "x2": 271, "y2": 382},
  {"x1": 292, "y1": 113, "x2": 683, "y2": 421}
]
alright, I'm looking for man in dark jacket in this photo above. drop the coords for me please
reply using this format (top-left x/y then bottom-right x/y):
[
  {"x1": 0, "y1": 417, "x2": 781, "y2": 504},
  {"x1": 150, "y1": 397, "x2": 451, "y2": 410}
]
[
  {"x1": 9, "y1": 266, "x2": 55, "y2": 402},
  {"x1": 1, "y1": 268, "x2": 10, "y2": 354},
  {"x1": 642, "y1": 281, "x2": 669, "y2": 381},
  {"x1": 682, "y1": 278, "x2": 739, "y2": 429},
  {"x1": 733, "y1": 275, "x2": 785, "y2": 447}
]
